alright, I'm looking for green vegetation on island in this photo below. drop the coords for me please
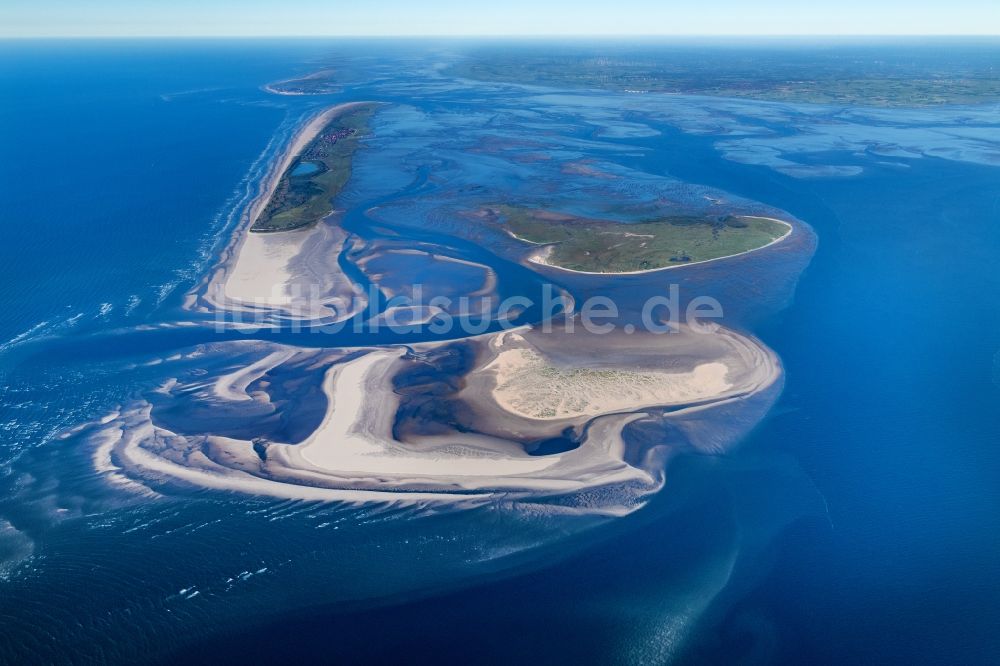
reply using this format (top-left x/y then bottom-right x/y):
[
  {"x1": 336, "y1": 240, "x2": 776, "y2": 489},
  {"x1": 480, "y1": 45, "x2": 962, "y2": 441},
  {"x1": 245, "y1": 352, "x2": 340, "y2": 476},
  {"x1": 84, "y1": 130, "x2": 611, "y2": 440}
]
[
  {"x1": 252, "y1": 104, "x2": 375, "y2": 233},
  {"x1": 452, "y1": 46, "x2": 1000, "y2": 107},
  {"x1": 493, "y1": 206, "x2": 789, "y2": 273},
  {"x1": 265, "y1": 69, "x2": 340, "y2": 95}
]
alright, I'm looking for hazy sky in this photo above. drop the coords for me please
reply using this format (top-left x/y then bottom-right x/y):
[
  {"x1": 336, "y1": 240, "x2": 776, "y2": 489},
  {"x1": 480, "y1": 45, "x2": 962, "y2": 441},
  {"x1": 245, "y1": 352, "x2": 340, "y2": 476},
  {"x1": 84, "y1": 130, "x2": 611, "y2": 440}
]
[{"x1": 3, "y1": 0, "x2": 998, "y2": 37}]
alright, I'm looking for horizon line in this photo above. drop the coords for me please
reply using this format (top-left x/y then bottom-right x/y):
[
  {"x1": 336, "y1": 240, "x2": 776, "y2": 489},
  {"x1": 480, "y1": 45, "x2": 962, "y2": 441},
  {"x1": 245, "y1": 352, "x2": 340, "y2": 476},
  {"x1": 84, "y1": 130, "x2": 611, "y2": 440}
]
[{"x1": 3, "y1": 33, "x2": 1000, "y2": 40}]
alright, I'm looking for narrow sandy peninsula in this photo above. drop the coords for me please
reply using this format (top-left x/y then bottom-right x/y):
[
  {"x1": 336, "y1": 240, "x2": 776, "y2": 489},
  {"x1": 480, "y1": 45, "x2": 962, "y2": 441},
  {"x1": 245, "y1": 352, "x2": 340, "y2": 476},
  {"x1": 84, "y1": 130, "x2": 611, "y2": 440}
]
[{"x1": 192, "y1": 102, "x2": 376, "y2": 323}]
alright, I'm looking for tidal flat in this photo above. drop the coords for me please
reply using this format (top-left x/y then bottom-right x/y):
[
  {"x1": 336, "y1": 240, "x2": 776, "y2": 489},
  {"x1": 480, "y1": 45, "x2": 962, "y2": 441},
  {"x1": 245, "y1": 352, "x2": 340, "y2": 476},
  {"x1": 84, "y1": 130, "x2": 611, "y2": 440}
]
[
  {"x1": 57, "y1": 84, "x2": 813, "y2": 657},
  {"x1": 6, "y1": 38, "x2": 998, "y2": 665}
]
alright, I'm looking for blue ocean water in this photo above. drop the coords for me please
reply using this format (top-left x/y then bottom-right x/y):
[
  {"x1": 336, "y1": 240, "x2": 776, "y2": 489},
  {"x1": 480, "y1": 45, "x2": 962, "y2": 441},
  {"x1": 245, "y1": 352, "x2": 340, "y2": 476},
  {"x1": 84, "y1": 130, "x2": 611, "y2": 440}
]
[{"x1": 1, "y1": 39, "x2": 999, "y2": 664}]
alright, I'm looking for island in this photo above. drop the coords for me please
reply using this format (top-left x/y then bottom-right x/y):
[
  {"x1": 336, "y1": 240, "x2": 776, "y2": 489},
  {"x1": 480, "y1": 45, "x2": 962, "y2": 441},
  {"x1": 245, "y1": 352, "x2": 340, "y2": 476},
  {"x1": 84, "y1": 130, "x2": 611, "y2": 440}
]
[
  {"x1": 485, "y1": 205, "x2": 791, "y2": 273},
  {"x1": 251, "y1": 102, "x2": 375, "y2": 233},
  {"x1": 264, "y1": 68, "x2": 340, "y2": 95}
]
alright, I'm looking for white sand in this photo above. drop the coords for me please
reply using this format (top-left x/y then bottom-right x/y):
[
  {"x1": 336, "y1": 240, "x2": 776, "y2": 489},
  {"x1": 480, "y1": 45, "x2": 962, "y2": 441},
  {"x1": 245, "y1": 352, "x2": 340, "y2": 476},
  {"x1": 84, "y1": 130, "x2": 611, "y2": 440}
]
[
  {"x1": 486, "y1": 346, "x2": 733, "y2": 421},
  {"x1": 91, "y1": 324, "x2": 781, "y2": 513},
  {"x1": 213, "y1": 350, "x2": 296, "y2": 402},
  {"x1": 198, "y1": 103, "x2": 372, "y2": 318},
  {"x1": 97, "y1": 410, "x2": 477, "y2": 505},
  {"x1": 297, "y1": 351, "x2": 557, "y2": 476},
  {"x1": 221, "y1": 229, "x2": 310, "y2": 306},
  {"x1": 369, "y1": 305, "x2": 445, "y2": 327}
]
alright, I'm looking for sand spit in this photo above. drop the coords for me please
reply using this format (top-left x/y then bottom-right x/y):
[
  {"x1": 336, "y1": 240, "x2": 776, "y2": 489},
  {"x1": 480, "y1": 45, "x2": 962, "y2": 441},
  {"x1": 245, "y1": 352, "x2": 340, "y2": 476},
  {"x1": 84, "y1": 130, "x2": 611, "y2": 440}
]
[
  {"x1": 192, "y1": 103, "x2": 374, "y2": 324},
  {"x1": 213, "y1": 350, "x2": 297, "y2": 402},
  {"x1": 89, "y1": 324, "x2": 781, "y2": 515},
  {"x1": 353, "y1": 243, "x2": 499, "y2": 303}
]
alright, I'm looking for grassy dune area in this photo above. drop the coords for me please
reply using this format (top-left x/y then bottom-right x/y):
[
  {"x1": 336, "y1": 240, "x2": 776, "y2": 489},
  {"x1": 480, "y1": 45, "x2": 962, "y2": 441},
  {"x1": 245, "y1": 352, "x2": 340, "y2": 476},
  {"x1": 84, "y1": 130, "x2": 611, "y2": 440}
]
[
  {"x1": 251, "y1": 104, "x2": 375, "y2": 233},
  {"x1": 496, "y1": 205, "x2": 789, "y2": 273}
]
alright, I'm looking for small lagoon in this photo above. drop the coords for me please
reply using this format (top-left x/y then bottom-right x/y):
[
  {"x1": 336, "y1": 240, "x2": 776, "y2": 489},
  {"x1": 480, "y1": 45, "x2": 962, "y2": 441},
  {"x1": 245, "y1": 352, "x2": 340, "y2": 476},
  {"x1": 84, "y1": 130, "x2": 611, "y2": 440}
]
[{"x1": 290, "y1": 160, "x2": 321, "y2": 177}]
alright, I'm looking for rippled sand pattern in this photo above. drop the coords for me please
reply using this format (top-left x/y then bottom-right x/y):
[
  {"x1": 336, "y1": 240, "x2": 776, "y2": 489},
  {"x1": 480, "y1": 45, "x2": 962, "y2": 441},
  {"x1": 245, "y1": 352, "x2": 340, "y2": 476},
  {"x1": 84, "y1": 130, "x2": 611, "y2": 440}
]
[{"x1": 490, "y1": 348, "x2": 732, "y2": 420}]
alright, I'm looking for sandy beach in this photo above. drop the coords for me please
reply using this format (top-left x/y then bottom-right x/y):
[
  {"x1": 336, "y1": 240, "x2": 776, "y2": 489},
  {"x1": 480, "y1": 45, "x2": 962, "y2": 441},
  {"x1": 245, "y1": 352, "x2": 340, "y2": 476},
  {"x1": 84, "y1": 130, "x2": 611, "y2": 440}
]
[
  {"x1": 221, "y1": 228, "x2": 310, "y2": 305},
  {"x1": 456, "y1": 325, "x2": 783, "y2": 442},
  {"x1": 295, "y1": 350, "x2": 559, "y2": 476},
  {"x1": 194, "y1": 102, "x2": 373, "y2": 318},
  {"x1": 487, "y1": 345, "x2": 733, "y2": 420},
  {"x1": 90, "y1": 320, "x2": 782, "y2": 513}
]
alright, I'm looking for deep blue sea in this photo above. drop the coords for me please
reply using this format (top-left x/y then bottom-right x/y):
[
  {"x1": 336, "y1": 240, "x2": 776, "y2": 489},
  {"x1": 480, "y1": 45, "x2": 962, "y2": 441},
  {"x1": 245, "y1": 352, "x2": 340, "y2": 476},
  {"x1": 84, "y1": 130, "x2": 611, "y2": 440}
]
[{"x1": 1, "y1": 39, "x2": 999, "y2": 664}]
